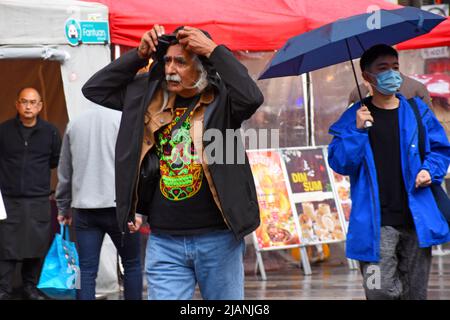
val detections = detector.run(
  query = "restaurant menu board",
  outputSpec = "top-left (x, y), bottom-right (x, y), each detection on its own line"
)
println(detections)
top-left (281, 148), bottom-right (346, 246)
top-left (282, 148), bottom-right (331, 194)
top-left (332, 172), bottom-right (352, 223)
top-left (247, 150), bottom-right (301, 250)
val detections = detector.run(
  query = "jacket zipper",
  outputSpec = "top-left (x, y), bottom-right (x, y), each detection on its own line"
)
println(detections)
top-left (19, 126), bottom-right (34, 194)
top-left (403, 107), bottom-right (426, 227)
top-left (404, 105), bottom-right (427, 192)
top-left (123, 134), bottom-right (145, 241)
top-left (127, 107), bottom-right (164, 232)
top-left (363, 158), bottom-right (380, 259)
top-left (195, 88), bottom-right (233, 230)
top-left (196, 107), bottom-right (232, 230)
top-left (122, 81), bottom-right (162, 240)
top-left (21, 140), bottom-right (28, 194)
top-left (121, 143), bottom-right (144, 246)
top-left (406, 126), bottom-right (418, 191)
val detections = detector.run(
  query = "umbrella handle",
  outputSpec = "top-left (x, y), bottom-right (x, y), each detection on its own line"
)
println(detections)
top-left (364, 120), bottom-right (373, 129)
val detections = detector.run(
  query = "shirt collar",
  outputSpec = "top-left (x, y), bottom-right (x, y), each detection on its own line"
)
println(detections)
top-left (162, 87), bottom-right (215, 111)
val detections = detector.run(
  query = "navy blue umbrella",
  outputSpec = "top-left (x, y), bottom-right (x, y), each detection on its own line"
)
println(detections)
top-left (259, 6), bottom-right (445, 89)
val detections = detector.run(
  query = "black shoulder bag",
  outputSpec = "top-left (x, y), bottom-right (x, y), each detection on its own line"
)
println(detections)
top-left (136, 95), bottom-right (200, 216)
top-left (408, 97), bottom-right (450, 225)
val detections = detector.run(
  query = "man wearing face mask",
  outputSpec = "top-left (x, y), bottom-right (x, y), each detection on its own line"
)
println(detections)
top-left (328, 44), bottom-right (450, 300)
top-left (82, 25), bottom-right (263, 300)
top-left (348, 74), bottom-right (432, 108)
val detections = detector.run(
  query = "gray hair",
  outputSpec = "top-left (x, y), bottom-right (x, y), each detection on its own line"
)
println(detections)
top-left (191, 54), bottom-right (209, 92)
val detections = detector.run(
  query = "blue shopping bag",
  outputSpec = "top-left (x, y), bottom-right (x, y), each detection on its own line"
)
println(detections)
top-left (37, 224), bottom-right (79, 299)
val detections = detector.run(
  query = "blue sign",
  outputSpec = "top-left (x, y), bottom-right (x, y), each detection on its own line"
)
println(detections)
top-left (65, 19), bottom-right (109, 46)
top-left (65, 19), bottom-right (82, 46)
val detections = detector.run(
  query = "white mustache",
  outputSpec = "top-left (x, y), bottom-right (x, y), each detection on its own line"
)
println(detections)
top-left (165, 74), bottom-right (181, 83)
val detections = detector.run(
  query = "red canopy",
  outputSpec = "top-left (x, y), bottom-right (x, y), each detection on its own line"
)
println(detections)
top-left (397, 17), bottom-right (450, 50)
top-left (83, 0), bottom-right (399, 51)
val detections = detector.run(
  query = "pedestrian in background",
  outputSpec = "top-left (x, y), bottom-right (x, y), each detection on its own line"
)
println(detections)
top-left (0, 87), bottom-right (61, 300)
top-left (56, 107), bottom-right (143, 300)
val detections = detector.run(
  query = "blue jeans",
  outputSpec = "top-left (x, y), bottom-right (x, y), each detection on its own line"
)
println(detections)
top-left (74, 208), bottom-right (142, 300)
top-left (145, 230), bottom-right (245, 300)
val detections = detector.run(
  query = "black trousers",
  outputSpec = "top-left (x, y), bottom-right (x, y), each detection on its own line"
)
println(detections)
top-left (0, 258), bottom-right (42, 293)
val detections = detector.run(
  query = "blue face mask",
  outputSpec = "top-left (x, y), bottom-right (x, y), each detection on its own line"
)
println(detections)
top-left (367, 69), bottom-right (403, 95)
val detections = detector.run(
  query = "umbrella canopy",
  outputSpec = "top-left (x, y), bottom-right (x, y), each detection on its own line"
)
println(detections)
top-left (259, 7), bottom-right (445, 80)
top-left (411, 73), bottom-right (450, 99)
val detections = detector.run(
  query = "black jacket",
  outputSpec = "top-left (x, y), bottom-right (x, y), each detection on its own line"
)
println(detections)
top-left (82, 45), bottom-right (264, 240)
top-left (0, 116), bottom-right (61, 197)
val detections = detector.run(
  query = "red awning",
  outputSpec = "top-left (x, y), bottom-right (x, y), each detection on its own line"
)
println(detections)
top-left (397, 17), bottom-right (450, 50)
top-left (83, 0), bottom-right (399, 51)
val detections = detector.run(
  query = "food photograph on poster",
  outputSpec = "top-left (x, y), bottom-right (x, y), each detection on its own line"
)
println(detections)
top-left (247, 150), bottom-right (301, 250)
top-left (295, 199), bottom-right (345, 245)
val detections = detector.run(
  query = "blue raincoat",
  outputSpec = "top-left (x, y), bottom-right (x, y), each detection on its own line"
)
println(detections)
top-left (328, 94), bottom-right (450, 262)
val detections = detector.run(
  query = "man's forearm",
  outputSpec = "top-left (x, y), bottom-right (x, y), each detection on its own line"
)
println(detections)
top-left (55, 177), bottom-right (72, 216)
top-left (55, 133), bottom-right (73, 216)
top-left (82, 48), bottom-right (150, 110)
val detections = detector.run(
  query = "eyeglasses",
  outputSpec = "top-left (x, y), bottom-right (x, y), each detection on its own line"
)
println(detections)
top-left (18, 99), bottom-right (40, 107)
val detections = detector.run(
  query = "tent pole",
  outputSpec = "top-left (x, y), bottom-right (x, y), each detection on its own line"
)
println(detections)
top-left (301, 73), bottom-right (313, 146)
top-left (309, 72), bottom-right (315, 147)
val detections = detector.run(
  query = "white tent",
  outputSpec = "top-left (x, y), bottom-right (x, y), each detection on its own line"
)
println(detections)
top-left (0, 0), bottom-right (121, 297)
top-left (0, 0), bottom-right (111, 121)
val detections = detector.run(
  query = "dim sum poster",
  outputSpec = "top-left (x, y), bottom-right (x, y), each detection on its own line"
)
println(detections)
top-left (281, 148), bottom-right (332, 194)
top-left (247, 150), bottom-right (301, 250)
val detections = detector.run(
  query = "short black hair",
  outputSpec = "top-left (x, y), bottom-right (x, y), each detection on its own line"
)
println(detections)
top-left (360, 44), bottom-right (398, 72)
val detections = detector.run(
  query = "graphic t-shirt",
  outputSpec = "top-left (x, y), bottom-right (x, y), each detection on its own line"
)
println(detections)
top-left (149, 95), bottom-right (227, 235)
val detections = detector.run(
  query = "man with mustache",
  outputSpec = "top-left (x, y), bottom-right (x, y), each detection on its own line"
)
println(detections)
top-left (82, 25), bottom-right (264, 300)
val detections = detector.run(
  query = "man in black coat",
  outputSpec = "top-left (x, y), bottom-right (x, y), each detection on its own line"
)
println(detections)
top-left (82, 25), bottom-right (264, 299)
top-left (0, 87), bottom-right (61, 300)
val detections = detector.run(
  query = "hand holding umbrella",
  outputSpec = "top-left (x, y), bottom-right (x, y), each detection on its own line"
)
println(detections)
top-left (346, 41), bottom-right (374, 129)
top-left (356, 105), bottom-right (374, 129)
